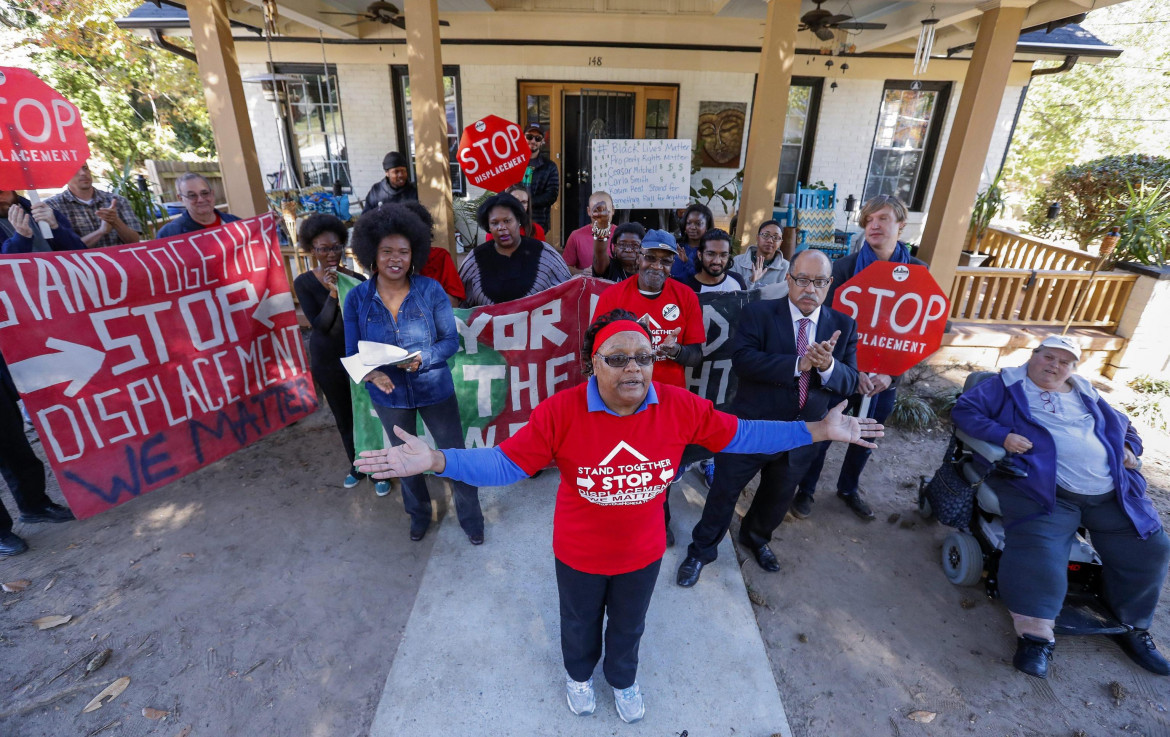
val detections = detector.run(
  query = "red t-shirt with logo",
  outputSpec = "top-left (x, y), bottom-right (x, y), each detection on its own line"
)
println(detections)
top-left (499, 382), bottom-right (738, 575)
top-left (593, 276), bottom-right (705, 388)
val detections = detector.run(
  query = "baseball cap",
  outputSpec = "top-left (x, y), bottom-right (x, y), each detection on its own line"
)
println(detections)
top-left (524, 124), bottom-right (544, 138)
top-left (1035, 335), bottom-right (1082, 361)
top-left (641, 229), bottom-right (678, 254)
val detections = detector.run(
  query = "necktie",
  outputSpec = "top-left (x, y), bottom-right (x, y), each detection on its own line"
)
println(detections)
top-left (797, 317), bottom-right (811, 409)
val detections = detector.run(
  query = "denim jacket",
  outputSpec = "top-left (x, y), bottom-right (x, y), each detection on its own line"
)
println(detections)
top-left (342, 274), bottom-right (458, 408)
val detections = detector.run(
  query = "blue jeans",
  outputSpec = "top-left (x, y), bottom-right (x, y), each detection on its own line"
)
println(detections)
top-left (373, 395), bottom-right (483, 536)
top-left (998, 485), bottom-right (1170, 629)
top-left (798, 385), bottom-right (897, 497)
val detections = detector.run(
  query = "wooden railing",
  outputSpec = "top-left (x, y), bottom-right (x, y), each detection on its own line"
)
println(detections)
top-left (974, 227), bottom-right (1098, 271)
top-left (949, 267), bottom-right (1138, 331)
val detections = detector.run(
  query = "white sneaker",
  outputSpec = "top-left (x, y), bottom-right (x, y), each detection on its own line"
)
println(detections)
top-left (565, 674), bottom-right (595, 716)
top-left (613, 682), bottom-right (644, 723)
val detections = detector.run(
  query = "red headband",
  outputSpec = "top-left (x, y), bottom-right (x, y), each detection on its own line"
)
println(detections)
top-left (593, 319), bottom-right (647, 353)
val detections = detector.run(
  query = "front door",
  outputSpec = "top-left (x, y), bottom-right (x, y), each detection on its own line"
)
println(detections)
top-left (562, 90), bottom-right (636, 242)
top-left (519, 82), bottom-right (678, 246)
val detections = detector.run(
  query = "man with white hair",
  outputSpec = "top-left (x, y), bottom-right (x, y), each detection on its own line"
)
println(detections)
top-left (952, 336), bottom-right (1170, 679)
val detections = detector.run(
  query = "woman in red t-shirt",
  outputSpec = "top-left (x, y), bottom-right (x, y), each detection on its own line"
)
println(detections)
top-left (355, 310), bottom-right (882, 724)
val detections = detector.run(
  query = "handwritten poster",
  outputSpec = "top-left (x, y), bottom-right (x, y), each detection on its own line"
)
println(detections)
top-left (0, 214), bottom-right (316, 519)
top-left (590, 139), bottom-right (691, 209)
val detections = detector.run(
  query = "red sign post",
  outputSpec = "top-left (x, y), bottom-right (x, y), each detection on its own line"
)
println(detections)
top-left (0, 66), bottom-right (90, 238)
top-left (456, 115), bottom-right (530, 193)
top-left (832, 260), bottom-right (950, 376)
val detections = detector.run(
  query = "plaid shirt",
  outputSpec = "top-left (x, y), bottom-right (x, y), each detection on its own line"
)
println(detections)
top-left (44, 187), bottom-right (142, 249)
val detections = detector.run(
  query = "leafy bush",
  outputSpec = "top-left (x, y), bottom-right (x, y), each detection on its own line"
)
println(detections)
top-left (1027, 154), bottom-right (1170, 248)
top-left (888, 392), bottom-right (937, 432)
top-left (1105, 180), bottom-right (1170, 267)
top-left (1124, 375), bottom-right (1170, 434)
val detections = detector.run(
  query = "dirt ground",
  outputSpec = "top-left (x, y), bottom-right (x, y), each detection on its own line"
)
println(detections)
top-left (2, 367), bottom-right (1169, 737)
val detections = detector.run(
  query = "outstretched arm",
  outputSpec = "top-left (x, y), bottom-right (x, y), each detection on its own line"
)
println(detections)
top-left (721, 401), bottom-right (883, 455)
top-left (355, 426), bottom-right (530, 486)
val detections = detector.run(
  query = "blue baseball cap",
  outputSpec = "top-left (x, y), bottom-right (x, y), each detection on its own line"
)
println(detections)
top-left (641, 229), bottom-right (678, 254)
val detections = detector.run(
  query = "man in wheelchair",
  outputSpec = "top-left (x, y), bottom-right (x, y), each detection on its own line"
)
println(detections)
top-left (951, 336), bottom-right (1170, 679)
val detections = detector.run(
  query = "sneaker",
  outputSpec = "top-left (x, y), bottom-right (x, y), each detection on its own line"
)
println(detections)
top-left (343, 473), bottom-right (362, 489)
top-left (613, 682), bottom-right (645, 723)
top-left (701, 460), bottom-right (716, 489)
top-left (1112, 629), bottom-right (1170, 676)
top-left (374, 480), bottom-right (391, 497)
top-left (565, 674), bottom-right (595, 716)
top-left (18, 502), bottom-right (75, 524)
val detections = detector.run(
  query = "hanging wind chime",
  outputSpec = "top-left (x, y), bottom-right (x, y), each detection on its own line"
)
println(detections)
top-left (912, 5), bottom-right (939, 90)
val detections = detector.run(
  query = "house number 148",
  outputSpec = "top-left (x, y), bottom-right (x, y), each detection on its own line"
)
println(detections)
top-left (588, 56), bottom-right (603, 66)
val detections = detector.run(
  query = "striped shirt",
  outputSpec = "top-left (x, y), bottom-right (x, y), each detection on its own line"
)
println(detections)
top-left (458, 237), bottom-right (571, 307)
top-left (44, 187), bottom-right (142, 248)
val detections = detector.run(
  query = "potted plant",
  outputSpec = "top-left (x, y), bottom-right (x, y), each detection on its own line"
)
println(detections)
top-left (963, 171), bottom-right (1005, 267)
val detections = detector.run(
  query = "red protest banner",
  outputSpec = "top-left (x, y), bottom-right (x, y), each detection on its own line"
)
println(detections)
top-left (456, 115), bottom-right (530, 194)
top-left (831, 261), bottom-right (950, 376)
top-left (0, 214), bottom-right (317, 519)
top-left (0, 67), bottom-right (89, 189)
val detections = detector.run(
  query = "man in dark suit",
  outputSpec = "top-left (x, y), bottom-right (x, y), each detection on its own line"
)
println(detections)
top-left (677, 249), bottom-right (859, 587)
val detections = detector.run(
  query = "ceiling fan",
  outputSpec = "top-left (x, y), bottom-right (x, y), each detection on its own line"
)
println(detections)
top-left (320, 1), bottom-right (450, 29)
top-left (798, 0), bottom-right (886, 42)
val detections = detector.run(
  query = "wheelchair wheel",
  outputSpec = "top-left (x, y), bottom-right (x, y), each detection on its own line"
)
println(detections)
top-left (942, 530), bottom-right (983, 586)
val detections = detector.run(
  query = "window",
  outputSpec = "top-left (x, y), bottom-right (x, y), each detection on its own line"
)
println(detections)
top-left (774, 77), bottom-right (822, 202)
top-left (862, 81), bottom-right (951, 210)
top-left (271, 64), bottom-right (351, 191)
top-left (644, 98), bottom-right (671, 140)
top-left (391, 65), bottom-right (464, 196)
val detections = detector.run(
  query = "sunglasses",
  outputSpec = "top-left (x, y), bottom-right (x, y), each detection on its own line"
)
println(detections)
top-left (525, 134), bottom-right (543, 142)
top-left (595, 353), bottom-right (655, 368)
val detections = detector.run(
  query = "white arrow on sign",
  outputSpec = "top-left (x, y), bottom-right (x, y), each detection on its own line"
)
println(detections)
top-left (577, 476), bottom-right (595, 491)
top-left (659, 467), bottom-right (674, 483)
top-left (252, 289), bottom-right (295, 328)
top-left (9, 338), bottom-right (106, 397)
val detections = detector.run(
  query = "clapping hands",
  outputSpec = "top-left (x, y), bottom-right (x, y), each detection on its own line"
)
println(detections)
top-left (798, 330), bottom-right (839, 373)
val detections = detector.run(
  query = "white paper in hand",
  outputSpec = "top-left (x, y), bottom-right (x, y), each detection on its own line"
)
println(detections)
top-left (342, 342), bottom-right (423, 384)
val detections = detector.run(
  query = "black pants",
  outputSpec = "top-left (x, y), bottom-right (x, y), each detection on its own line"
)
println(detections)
top-left (555, 557), bottom-right (662, 690)
top-left (374, 395), bottom-right (483, 536)
top-left (313, 361), bottom-right (358, 468)
top-left (688, 443), bottom-right (824, 562)
top-left (0, 389), bottom-right (51, 534)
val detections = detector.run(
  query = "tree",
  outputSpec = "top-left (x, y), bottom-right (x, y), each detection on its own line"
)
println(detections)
top-left (0, 0), bottom-right (215, 173)
top-left (1003, 0), bottom-right (1170, 205)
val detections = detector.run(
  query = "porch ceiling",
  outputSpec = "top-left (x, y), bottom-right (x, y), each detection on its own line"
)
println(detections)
top-left (163, 0), bottom-right (1131, 59)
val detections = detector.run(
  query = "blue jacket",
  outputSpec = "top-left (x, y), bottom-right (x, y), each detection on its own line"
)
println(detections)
top-left (342, 274), bottom-right (458, 409)
top-left (952, 364), bottom-right (1159, 538)
top-left (157, 210), bottom-right (241, 238)
top-left (730, 298), bottom-right (860, 422)
top-left (1, 195), bottom-right (86, 253)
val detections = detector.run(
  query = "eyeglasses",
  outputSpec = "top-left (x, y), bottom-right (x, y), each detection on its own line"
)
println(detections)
top-left (525, 134), bottom-right (543, 142)
top-left (788, 276), bottom-right (831, 288)
top-left (614, 240), bottom-right (642, 251)
top-left (758, 232), bottom-right (781, 242)
top-left (181, 190), bottom-right (215, 201)
top-left (314, 244), bottom-right (344, 254)
top-left (595, 353), bottom-right (656, 368)
top-left (1039, 390), bottom-right (1058, 413)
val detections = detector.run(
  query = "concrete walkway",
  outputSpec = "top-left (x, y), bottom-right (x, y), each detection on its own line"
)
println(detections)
top-left (369, 472), bottom-right (793, 737)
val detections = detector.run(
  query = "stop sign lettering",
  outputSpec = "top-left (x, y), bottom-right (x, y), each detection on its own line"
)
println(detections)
top-left (832, 261), bottom-right (949, 376)
top-left (457, 115), bottom-right (530, 193)
top-left (0, 67), bottom-right (90, 189)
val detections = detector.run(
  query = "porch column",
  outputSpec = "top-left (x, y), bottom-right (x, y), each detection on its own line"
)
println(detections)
top-left (917, 1), bottom-right (1031, 293)
top-left (405, 0), bottom-right (456, 255)
top-left (187, 0), bottom-right (268, 217)
top-left (737, 0), bottom-right (801, 253)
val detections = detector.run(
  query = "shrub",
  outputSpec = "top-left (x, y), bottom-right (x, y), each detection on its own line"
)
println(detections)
top-left (1027, 154), bottom-right (1170, 248)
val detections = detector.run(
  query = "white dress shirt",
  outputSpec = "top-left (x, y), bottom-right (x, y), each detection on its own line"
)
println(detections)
top-left (787, 299), bottom-right (835, 382)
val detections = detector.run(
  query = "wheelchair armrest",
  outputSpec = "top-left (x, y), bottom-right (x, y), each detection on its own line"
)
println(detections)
top-left (955, 429), bottom-right (1006, 464)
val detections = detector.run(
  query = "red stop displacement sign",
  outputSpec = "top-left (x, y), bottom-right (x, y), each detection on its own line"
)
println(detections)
top-left (0, 67), bottom-right (89, 189)
top-left (457, 115), bottom-right (530, 193)
top-left (832, 260), bottom-right (950, 376)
